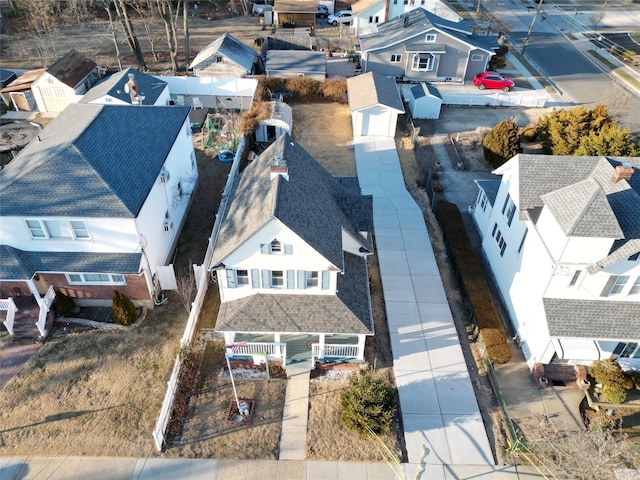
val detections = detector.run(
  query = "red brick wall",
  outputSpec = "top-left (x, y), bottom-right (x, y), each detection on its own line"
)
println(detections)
top-left (40, 273), bottom-right (151, 306)
top-left (0, 281), bottom-right (30, 298)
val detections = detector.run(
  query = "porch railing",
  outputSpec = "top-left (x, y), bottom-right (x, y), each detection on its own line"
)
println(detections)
top-left (35, 286), bottom-right (55, 337)
top-left (311, 343), bottom-right (359, 368)
top-left (227, 342), bottom-right (287, 366)
top-left (0, 298), bottom-right (18, 336)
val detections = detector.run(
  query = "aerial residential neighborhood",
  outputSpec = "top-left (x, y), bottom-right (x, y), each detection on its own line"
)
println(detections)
top-left (0, 0), bottom-right (639, 479)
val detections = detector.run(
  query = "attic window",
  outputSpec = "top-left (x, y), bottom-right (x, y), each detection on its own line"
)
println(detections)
top-left (425, 33), bottom-right (437, 42)
top-left (270, 239), bottom-right (282, 254)
top-left (215, 56), bottom-right (223, 63)
top-left (471, 54), bottom-right (484, 61)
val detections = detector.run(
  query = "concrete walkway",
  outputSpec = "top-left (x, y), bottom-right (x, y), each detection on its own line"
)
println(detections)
top-left (353, 136), bottom-right (495, 474)
top-left (279, 368), bottom-right (311, 460)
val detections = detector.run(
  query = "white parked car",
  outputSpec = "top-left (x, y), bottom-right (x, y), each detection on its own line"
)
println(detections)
top-left (327, 10), bottom-right (353, 26)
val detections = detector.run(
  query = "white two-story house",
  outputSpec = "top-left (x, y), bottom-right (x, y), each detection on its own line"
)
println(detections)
top-left (472, 155), bottom-right (640, 371)
top-left (209, 133), bottom-right (374, 369)
top-left (0, 103), bottom-right (197, 337)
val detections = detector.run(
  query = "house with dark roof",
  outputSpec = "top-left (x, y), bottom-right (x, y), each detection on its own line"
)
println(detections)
top-left (265, 50), bottom-right (326, 81)
top-left (209, 133), bottom-right (374, 368)
top-left (31, 49), bottom-right (103, 112)
top-left (189, 34), bottom-right (259, 78)
top-left (347, 72), bottom-right (404, 137)
top-left (0, 103), bottom-right (197, 337)
top-left (358, 8), bottom-right (497, 83)
top-left (81, 68), bottom-right (170, 106)
top-left (472, 155), bottom-right (640, 371)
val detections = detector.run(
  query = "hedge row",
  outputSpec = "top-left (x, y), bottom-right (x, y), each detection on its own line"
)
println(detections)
top-left (436, 202), bottom-right (511, 364)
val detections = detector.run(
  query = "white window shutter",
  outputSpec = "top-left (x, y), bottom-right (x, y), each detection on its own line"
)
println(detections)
top-left (261, 270), bottom-right (270, 288)
top-left (284, 244), bottom-right (293, 255)
top-left (260, 243), bottom-right (269, 254)
top-left (286, 270), bottom-right (295, 289)
top-left (251, 269), bottom-right (260, 288)
top-left (297, 271), bottom-right (305, 289)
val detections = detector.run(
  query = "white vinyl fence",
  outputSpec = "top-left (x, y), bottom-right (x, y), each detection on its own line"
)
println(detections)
top-left (440, 90), bottom-right (548, 108)
top-left (152, 138), bottom-right (245, 452)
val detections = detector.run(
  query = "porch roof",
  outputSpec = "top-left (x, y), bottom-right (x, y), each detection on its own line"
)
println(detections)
top-left (216, 252), bottom-right (374, 334)
top-left (544, 297), bottom-right (640, 341)
top-left (0, 245), bottom-right (142, 281)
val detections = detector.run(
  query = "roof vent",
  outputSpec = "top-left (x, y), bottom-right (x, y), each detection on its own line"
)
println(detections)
top-left (611, 164), bottom-right (634, 184)
top-left (403, 14), bottom-right (409, 27)
top-left (270, 154), bottom-right (289, 181)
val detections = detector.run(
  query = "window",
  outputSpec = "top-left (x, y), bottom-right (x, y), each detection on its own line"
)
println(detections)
top-left (306, 271), bottom-right (319, 288)
top-left (271, 270), bottom-right (284, 288)
top-left (236, 269), bottom-right (249, 286)
top-left (425, 33), bottom-right (437, 42)
top-left (502, 194), bottom-right (516, 226)
top-left (70, 220), bottom-right (90, 239)
top-left (471, 54), bottom-right (484, 61)
top-left (270, 239), bottom-right (282, 254)
top-left (411, 53), bottom-right (434, 71)
top-left (517, 228), bottom-right (528, 253)
top-left (66, 273), bottom-right (126, 285)
top-left (629, 251), bottom-right (640, 261)
top-left (494, 228), bottom-right (506, 256)
top-left (630, 277), bottom-right (640, 295)
top-left (44, 220), bottom-right (72, 238)
top-left (215, 56), bottom-right (223, 63)
top-left (479, 192), bottom-right (487, 211)
top-left (421, 0), bottom-right (425, 4)
top-left (609, 275), bottom-right (630, 296)
top-left (569, 270), bottom-right (581, 287)
top-left (26, 220), bottom-right (47, 238)
top-left (390, 54), bottom-right (402, 63)
top-left (619, 342), bottom-right (640, 359)
top-left (492, 222), bottom-right (497, 237)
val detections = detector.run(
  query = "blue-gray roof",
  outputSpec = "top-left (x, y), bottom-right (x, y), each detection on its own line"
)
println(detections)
top-left (359, 8), bottom-right (495, 54)
top-left (265, 50), bottom-right (326, 75)
top-left (475, 179), bottom-right (500, 206)
top-left (0, 103), bottom-right (191, 217)
top-left (0, 245), bottom-right (141, 280)
top-left (190, 33), bottom-right (257, 73)
top-left (347, 72), bottom-right (405, 112)
top-left (211, 133), bottom-right (373, 270)
top-left (80, 68), bottom-right (168, 105)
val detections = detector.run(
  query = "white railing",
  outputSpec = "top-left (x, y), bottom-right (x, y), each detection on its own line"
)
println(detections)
top-left (35, 286), bottom-right (55, 337)
top-left (312, 343), bottom-right (359, 367)
top-left (152, 137), bottom-right (246, 452)
top-left (227, 342), bottom-right (286, 359)
top-left (0, 298), bottom-right (18, 336)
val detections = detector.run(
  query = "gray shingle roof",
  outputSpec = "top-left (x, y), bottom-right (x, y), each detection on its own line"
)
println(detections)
top-left (189, 34), bottom-right (257, 72)
top-left (359, 8), bottom-right (494, 54)
top-left (265, 50), bottom-right (326, 75)
top-left (347, 72), bottom-right (404, 112)
top-left (475, 179), bottom-right (500, 206)
top-left (0, 245), bottom-right (141, 280)
top-left (211, 133), bottom-right (373, 269)
top-left (544, 297), bottom-right (640, 341)
top-left (0, 103), bottom-right (191, 217)
top-left (215, 252), bottom-right (374, 334)
top-left (80, 68), bottom-right (168, 105)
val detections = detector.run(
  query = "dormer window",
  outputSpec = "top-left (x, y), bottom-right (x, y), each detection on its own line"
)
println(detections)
top-left (270, 239), bottom-right (282, 254)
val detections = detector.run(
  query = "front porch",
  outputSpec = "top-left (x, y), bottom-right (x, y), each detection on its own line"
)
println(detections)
top-left (225, 333), bottom-right (366, 371)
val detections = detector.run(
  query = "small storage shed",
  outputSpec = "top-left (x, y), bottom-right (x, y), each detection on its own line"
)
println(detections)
top-left (0, 69), bottom-right (44, 112)
top-left (402, 83), bottom-right (442, 119)
top-left (265, 50), bottom-right (326, 81)
top-left (347, 72), bottom-right (404, 137)
top-left (255, 100), bottom-right (293, 143)
top-left (190, 34), bottom-right (258, 78)
top-left (273, 0), bottom-right (317, 28)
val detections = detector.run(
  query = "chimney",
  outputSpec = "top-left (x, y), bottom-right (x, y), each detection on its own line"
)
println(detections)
top-left (270, 154), bottom-right (289, 181)
top-left (126, 73), bottom-right (140, 104)
top-left (611, 163), bottom-right (634, 184)
top-left (403, 14), bottom-right (409, 27)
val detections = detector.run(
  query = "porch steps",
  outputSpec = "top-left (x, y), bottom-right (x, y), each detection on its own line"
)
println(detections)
top-left (279, 368), bottom-right (310, 460)
top-left (285, 339), bottom-right (313, 369)
top-left (10, 308), bottom-right (42, 341)
top-left (532, 362), bottom-right (587, 389)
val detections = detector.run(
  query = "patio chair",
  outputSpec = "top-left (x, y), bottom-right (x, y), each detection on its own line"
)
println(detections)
top-left (192, 97), bottom-right (203, 110)
top-left (176, 95), bottom-right (185, 106)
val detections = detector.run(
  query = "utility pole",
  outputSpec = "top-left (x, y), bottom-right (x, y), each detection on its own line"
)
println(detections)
top-left (521, 0), bottom-right (544, 56)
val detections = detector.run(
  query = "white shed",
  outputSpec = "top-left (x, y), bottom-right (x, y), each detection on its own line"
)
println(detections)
top-left (402, 83), bottom-right (442, 120)
top-left (347, 72), bottom-right (404, 137)
top-left (255, 100), bottom-right (293, 143)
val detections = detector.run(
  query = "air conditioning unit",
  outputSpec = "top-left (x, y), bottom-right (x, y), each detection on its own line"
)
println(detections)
top-left (162, 219), bottom-right (173, 232)
top-left (159, 170), bottom-right (170, 184)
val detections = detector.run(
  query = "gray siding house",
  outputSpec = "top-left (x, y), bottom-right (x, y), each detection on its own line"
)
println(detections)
top-left (358, 8), bottom-right (497, 83)
top-left (190, 34), bottom-right (259, 78)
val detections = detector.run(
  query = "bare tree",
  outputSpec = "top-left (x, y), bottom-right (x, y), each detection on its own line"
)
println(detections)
top-left (99, 0), bottom-right (124, 70)
top-left (113, 0), bottom-right (147, 70)
top-left (600, 84), bottom-right (634, 119)
top-left (175, 264), bottom-right (196, 314)
top-left (183, 0), bottom-right (190, 71)
top-left (156, 0), bottom-right (180, 72)
top-left (132, 2), bottom-right (161, 62)
top-left (28, 0), bottom-right (60, 65)
top-left (589, 12), bottom-right (605, 32)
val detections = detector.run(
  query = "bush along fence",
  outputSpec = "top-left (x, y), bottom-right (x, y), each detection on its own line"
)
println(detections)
top-left (435, 201), bottom-right (511, 364)
top-left (152, 137), bottom-right (246, 452)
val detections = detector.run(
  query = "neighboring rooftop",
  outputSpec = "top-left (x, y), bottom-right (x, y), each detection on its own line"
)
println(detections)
top-left (265, 50), bottom-right (326, 75)
top-left (347, 71), bottom-right (404, 112)
top-left (45, 49), bottom-right (97, 88)
top-left (189, 33), bottom-right (257, 72)
top-left (0, 103), bottom-right (191, 218)
top-left (80, 68), bottom-right (168, 105)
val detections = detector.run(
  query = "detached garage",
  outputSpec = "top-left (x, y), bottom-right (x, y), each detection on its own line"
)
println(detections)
top-left (347, 72), bottom-right (404, 137)
top-left (402, 83), bottom-right (442, 119)
top-left (273, 0), bottom-right (317, 28)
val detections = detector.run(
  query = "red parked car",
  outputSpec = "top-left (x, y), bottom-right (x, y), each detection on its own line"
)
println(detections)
top-left (473, 71), bottom-right (515, 92)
